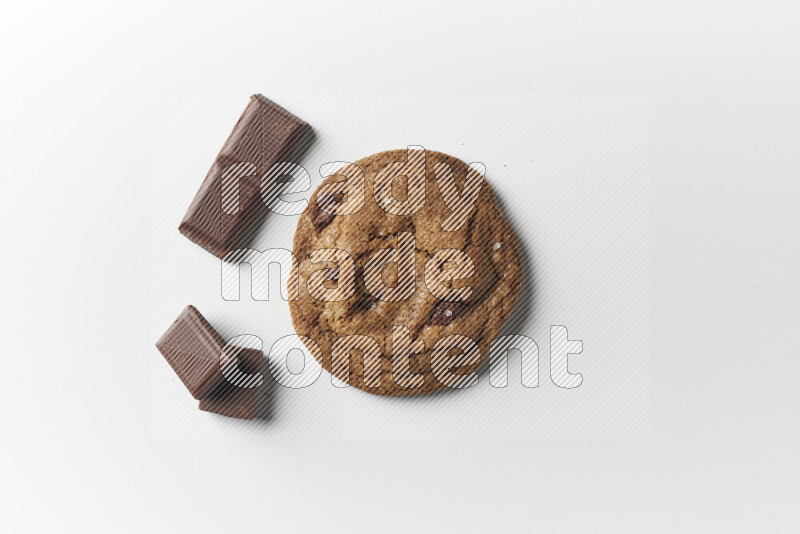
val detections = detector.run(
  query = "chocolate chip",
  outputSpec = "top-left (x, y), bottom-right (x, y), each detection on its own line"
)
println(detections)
top-left (313, 193), bottom-right (344, 230)
top-left (355, 293), bottom-right (378, 311)
top-left (313, 209), bottom-right (335, 230)
top-left (323, 268), bottom-right (339, 288)
top-left (429, 300), bottom-right (468, 326)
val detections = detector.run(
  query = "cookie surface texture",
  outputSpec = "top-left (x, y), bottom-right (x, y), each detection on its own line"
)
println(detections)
top-left (289, 149), bottom-right (522, 396)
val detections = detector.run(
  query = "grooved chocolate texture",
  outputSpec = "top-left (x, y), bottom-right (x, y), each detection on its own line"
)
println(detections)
top-left (155, 305), bottom-right (227, 399)
top-left (179, 94), bottom-right (312, 259)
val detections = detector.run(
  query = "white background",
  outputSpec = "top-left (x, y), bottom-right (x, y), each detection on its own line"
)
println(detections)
top-left (1, 0), bottom-right (798, 532)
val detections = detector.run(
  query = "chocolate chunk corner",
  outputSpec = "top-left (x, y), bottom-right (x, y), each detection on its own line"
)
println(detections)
top-left (198, 347), bottom-right (262, 420)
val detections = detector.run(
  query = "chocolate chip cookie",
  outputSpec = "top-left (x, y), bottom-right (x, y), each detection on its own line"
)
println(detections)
top-left (289, 148), bottom-right (522, 396)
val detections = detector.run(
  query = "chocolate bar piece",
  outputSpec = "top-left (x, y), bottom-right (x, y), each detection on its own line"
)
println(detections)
top-left (199, 347), bottom-right (262, 420)
top-left (156, 305), bottom-right (228, 399)
top-left (179, 94), bottom-right (312, 259)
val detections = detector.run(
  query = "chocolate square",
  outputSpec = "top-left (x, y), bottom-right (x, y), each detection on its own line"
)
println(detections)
top-left (155, 305), bottom-right (227, 399)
